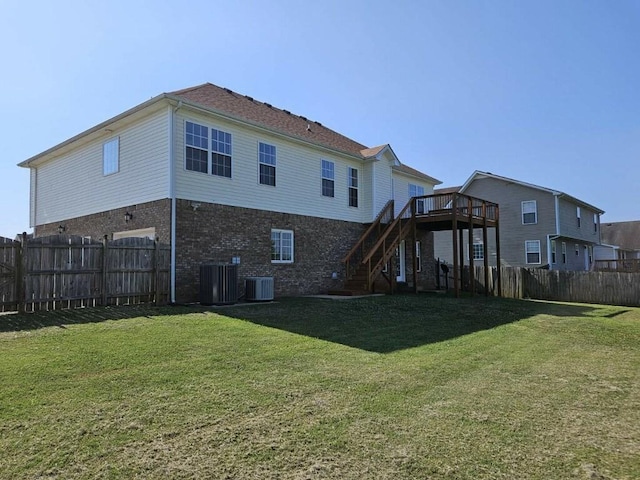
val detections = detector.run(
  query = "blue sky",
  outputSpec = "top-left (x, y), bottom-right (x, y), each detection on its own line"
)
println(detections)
top-left (1, 0), bottom-right (639, 238)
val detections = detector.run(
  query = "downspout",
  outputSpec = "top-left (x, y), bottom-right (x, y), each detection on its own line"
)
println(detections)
top-left (554, 194), bottom-right (560, 236)
top-left (31, 167), bottom-right (37, 230)
top-left (169, 101), bottom-right (182, 303)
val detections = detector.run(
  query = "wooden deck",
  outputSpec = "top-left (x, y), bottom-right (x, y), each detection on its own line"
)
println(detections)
top-left (339, 193), bottom-right (501, 297)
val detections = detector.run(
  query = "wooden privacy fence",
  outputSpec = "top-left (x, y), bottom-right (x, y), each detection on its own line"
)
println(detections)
top-left (0, 234), bottom-right (170, 313)
top-left (458, 265), bottom-right (640, 307)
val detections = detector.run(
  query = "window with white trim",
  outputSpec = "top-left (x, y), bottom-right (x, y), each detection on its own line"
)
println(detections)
top-left (211, 128), bottom-right (232, 178)
top-left (103, 137), bottom-right (119, 176)
top-left (415, 241), bottom-right (422, 272)
top-left (593, 213), bottom-right (598, 233)
top-left (185, 121), bottom-right (209, 174)
top-left (259, 142), bottom-right (276, 186)
top-left (471, 243), bottom-right (484, 261)
top-left (271, 229), bottom-right (293, 263)
top-left (409, 184), bottom-right (426, 214)
top-left (321, 160), bottom-right (334, 197)
top-left (525, 240), bottom-right (541, 264)
top-left (562, 242), bottom-right (567, 263)
top-left (522, 200), bottom-right (537, 224)
top-left (348, 167), bottom-right (358, 207)
top-left (577, 206), bottom-right (581, 228)
top-left (551, 240), bottom-right (557, 263)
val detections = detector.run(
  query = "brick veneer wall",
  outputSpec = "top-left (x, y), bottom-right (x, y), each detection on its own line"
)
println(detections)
top-left (174, 200), bottom-right (367, 301)
top-left (34, 199), bottom-right (172, 242)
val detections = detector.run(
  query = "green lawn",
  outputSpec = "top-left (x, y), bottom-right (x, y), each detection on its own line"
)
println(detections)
top-left (1, 295), bottom-right (638, 479)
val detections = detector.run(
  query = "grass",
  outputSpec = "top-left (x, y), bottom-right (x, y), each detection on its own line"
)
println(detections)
top-left (0, 295), bottom-right (638, 479)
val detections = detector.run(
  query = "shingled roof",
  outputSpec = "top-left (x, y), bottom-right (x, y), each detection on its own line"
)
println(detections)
top-left (600, 221), bottom-right (640, 250)
top-left (169, 83), bottom-right (369, 157)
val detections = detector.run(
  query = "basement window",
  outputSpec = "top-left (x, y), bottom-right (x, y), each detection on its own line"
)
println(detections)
top-left (271, 229), bottom-right (293, 263)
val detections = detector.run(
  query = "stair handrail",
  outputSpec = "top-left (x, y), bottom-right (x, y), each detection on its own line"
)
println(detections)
top-left (342, 200), bottom-right (394, 264)
top-left (362, 198), bottom-right (414, 266)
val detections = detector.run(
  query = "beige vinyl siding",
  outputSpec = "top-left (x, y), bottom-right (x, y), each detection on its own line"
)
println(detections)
top-left (174, 110), bottom-right (371, 223)
top-left (556, 197), bottom-right (600, 243)
top-left (392, 171), bottom-right (436, 214)
top-left (34, 109), bottom-right (170, 226)
top-left (371, 160), bottom-right (393, 218)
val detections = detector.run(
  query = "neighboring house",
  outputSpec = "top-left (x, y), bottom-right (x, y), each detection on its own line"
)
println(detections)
top-left (594, 221), bottom-right (640, 261)
top-left (433, 171), bottom-right (604, 270)
top-left (18, 83), bottom-right (441, 302)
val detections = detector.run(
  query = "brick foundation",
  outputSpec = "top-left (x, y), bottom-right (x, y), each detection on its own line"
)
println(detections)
top-left (34, 198), bottom-right (438, 302)
top-left (174, 200), bottom-right (366, 301)
top-left (35, 199), bottom-right (172, 243)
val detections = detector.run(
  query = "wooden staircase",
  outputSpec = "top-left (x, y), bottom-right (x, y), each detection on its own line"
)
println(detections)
top-left (330, 198), bottom-right (416, 295)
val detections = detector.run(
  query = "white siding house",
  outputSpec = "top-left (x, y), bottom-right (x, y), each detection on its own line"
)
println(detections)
top-left (18, 83), bottom-right (441, 301)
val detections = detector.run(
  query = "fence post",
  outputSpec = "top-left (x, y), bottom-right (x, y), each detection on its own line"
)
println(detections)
top-left (154, 237), bottom-right (161, 306)
top-left (16, 232), bottom-right (27, 313)
top-left (102, 235), bottom-right (109, 306)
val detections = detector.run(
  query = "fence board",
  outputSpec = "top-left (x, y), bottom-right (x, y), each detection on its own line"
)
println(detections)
top-left (0, 236), bottom-right (19, 311)
top-left (465, 266), bottom-right (640, 307)
top-left (0, 234), bottom-right (170, 313)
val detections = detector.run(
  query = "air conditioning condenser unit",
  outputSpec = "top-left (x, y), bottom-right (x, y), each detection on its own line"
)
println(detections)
top-left (245, 277), bottom-right (274, 301)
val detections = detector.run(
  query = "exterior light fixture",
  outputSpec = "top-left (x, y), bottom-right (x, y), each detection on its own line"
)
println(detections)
top-left (124, 212), bottom-right (133, 223)
top-left (58, 225), bottom-right (66, 234)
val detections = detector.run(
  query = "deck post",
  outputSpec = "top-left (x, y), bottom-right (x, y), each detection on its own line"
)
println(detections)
top-left (483, 202), bottom-right (490, 296)
top-left (458, 227), bottom-right (464, 294)
top-left (452, 195), bottom-right (459, 298)
top-left (495, 206), bottom-right (502, 297)
top-left (468, 196), bottom-right (475, 296)
top-left (411, 199), bottom-right (418, 294)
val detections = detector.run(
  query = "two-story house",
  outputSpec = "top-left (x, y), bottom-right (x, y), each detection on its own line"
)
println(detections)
top-left (18, 83), bottom-right (441, 302)
top-left (434, 171), bottom-right (604, 270)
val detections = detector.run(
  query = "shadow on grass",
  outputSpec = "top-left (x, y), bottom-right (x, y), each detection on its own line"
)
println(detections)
top-left (218, 294), bottom-right (601, 353)
top-left (0, 304), bottom-right (188, 333)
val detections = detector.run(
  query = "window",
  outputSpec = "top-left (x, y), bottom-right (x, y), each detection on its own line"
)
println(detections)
top-left (577, 206), bottom-right (581, 228)
top-left (525, 240), bottom-right (541, 264)
top-left (415, 241), bottom-right (422, 272)
top-left (409, 184), bottom-right (425, 214)
top-left (185, 121), bottom-right (209, 173)
top-left (321, 160), bottom-right (334, 197)
top-left (562, 242), bottom-right (567, 263)
top-left (551, 240), bottom-right (557, 263)
top-left (575, 244), bottom-right (579, 256)
top-left (522, 200), bottom-right (537, 224)
top-left (211, 128), bottom-right (232, 178)
top-left (185, 121), bottom-right (233, 177)
top-left (103, 137), bottom-right (119, 175)
top-left (348, 167), bottom-right (358, 207)
top-left (259, 142), bottom-right (276, 186)
top-left (593, 213), bottom-right (598, 233)
top-left (588, 246), bottom-right (593, 263)
top-left (471, 243), bottom-right (484, 261)
top-left (271, 229), bottom-right (293, 263)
